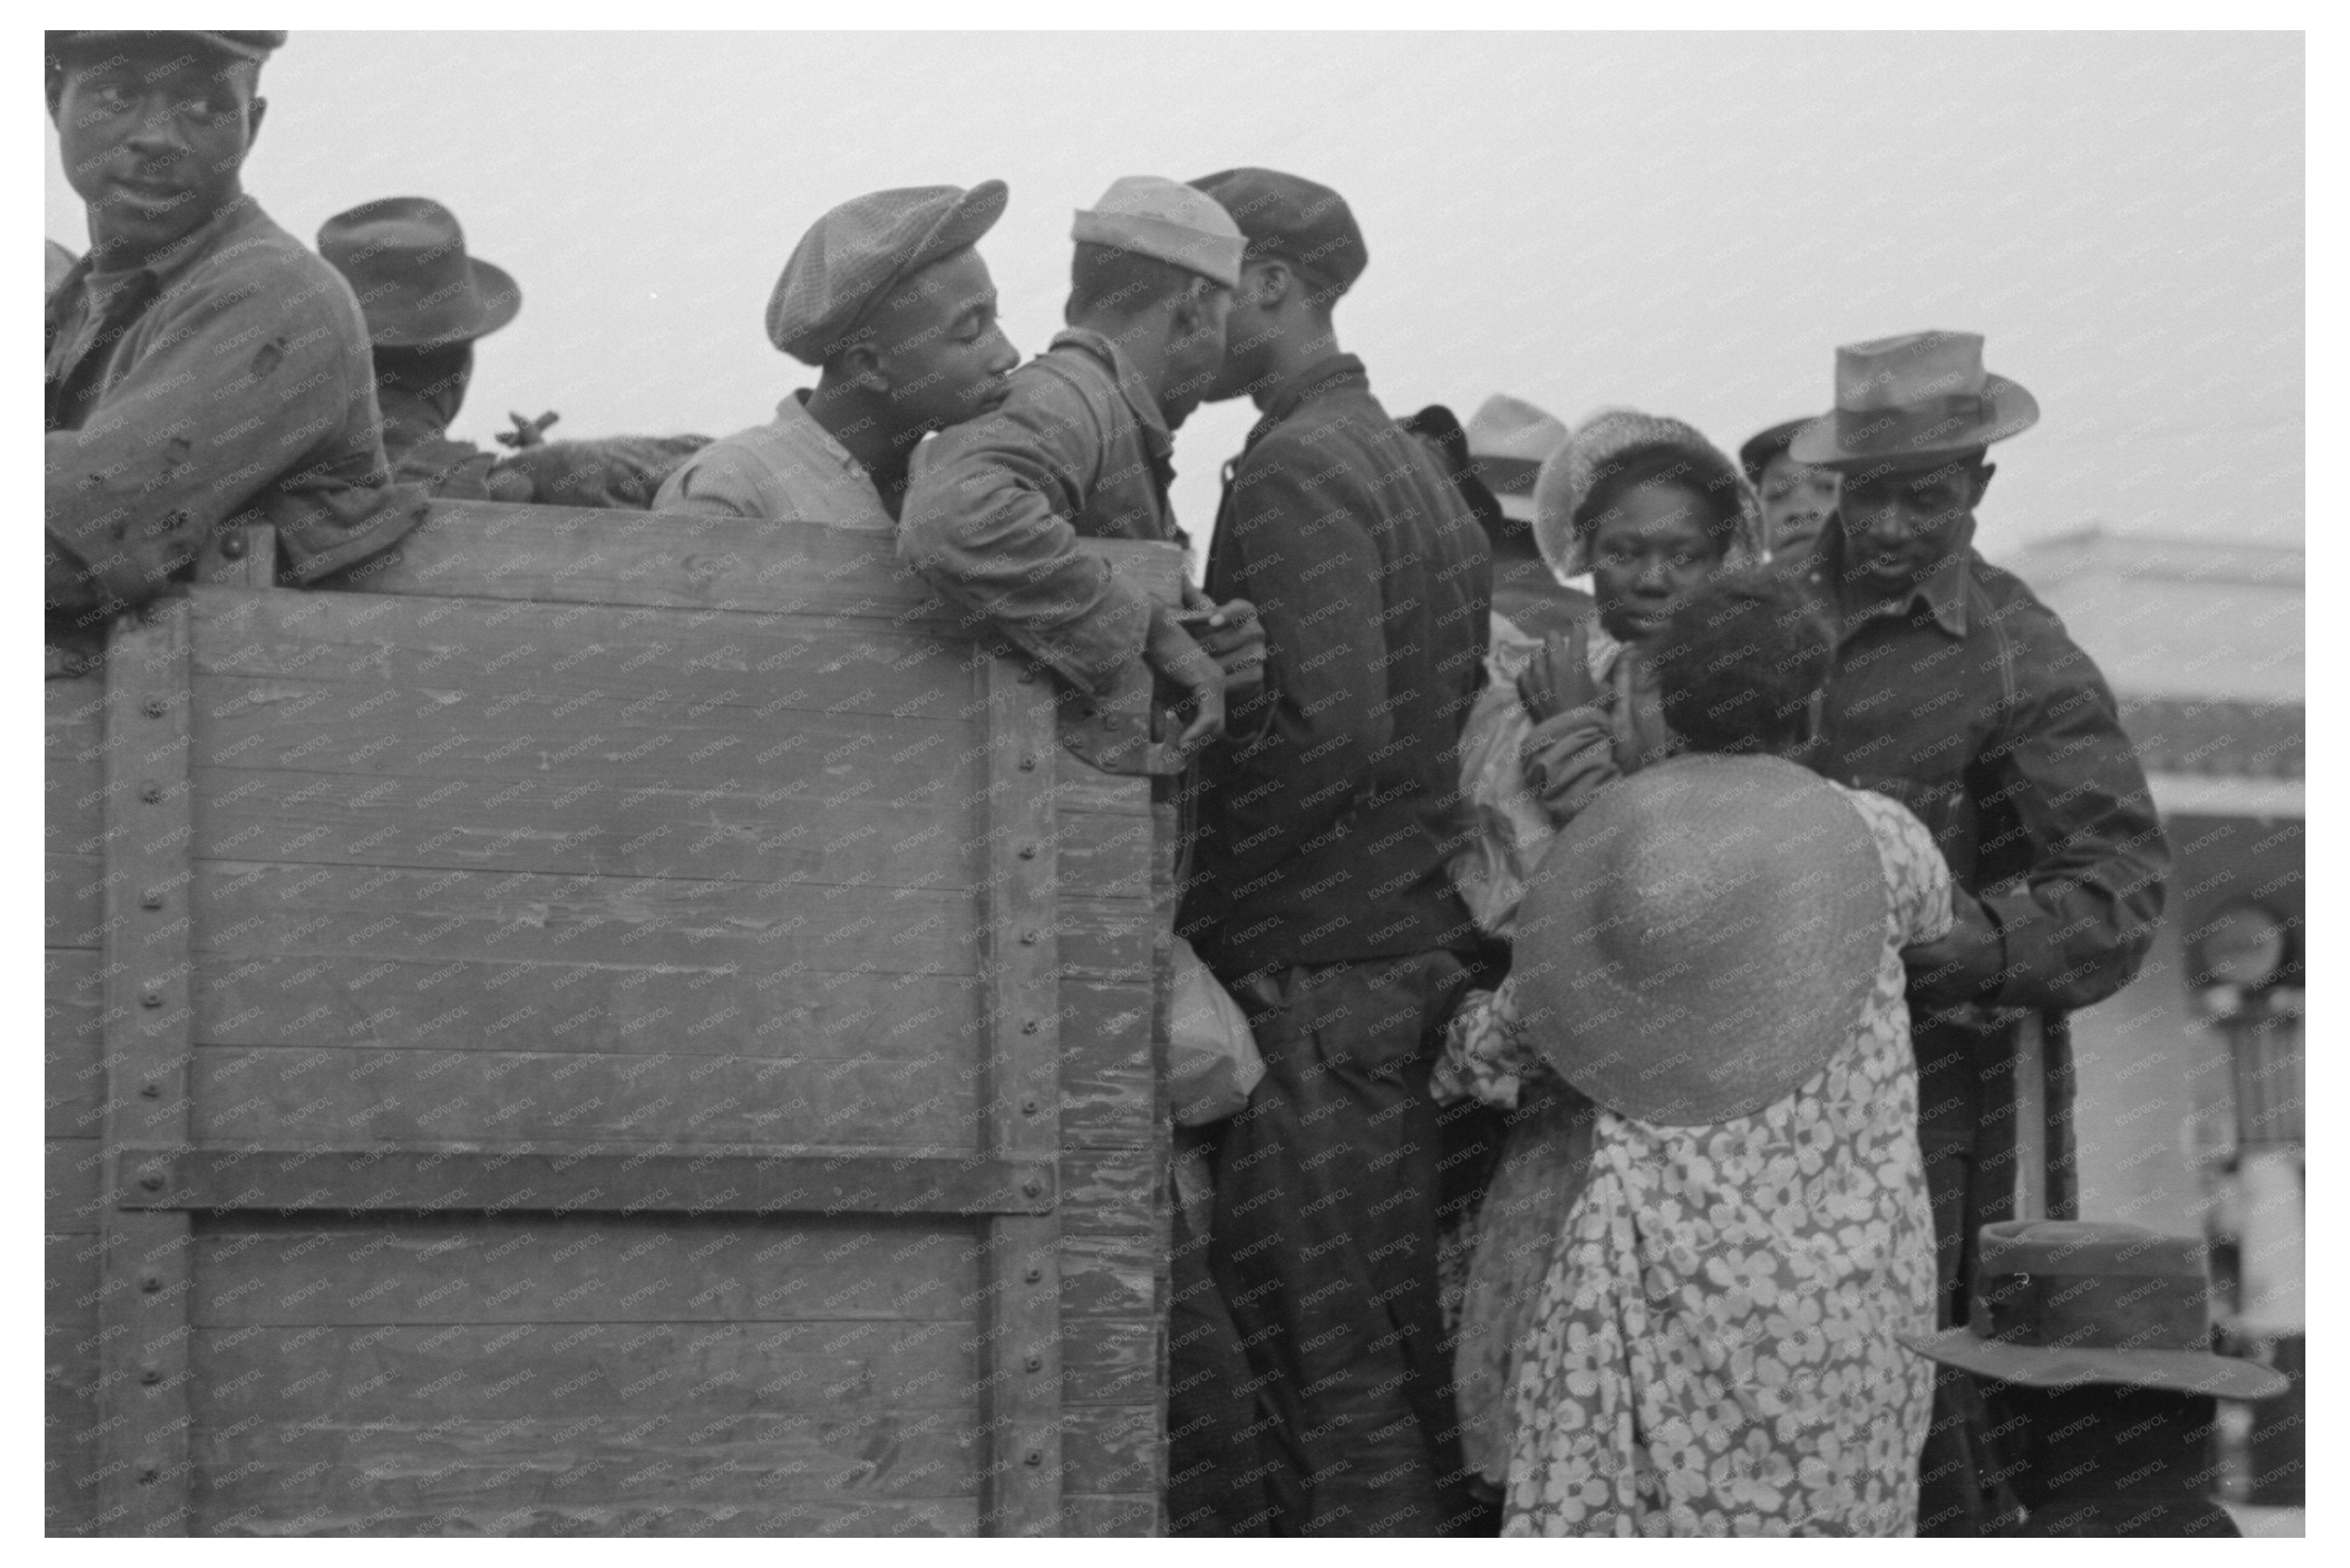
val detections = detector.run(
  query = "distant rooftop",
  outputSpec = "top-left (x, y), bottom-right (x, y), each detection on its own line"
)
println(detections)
top-left (1996, 526), bottom-right (2304, 707)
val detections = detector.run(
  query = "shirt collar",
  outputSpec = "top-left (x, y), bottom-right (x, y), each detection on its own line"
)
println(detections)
top-left (776, 387), bottom-right (870, 478)
top-left (1252, 353), bottom-right (1368, 438)
top-left (50, 196), bottom-right (274, 337)
top-left (1049, 326), bottom-right (1172, 463)
top-left (1818, 516), bottom-right (1973, 640)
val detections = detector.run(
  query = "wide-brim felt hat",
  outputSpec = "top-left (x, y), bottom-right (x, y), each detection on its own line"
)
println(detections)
top-left (1901, 1220), bottom-right (2293, 1402)
top-left (318, 197), bottom-right (519, 350)
top-left (1530, 408), bottom-right (1764, 581)
top-left (1514, 754), bottom-right (1886, 1127)
top-left (1787, 330), bottom-right (2039, 470)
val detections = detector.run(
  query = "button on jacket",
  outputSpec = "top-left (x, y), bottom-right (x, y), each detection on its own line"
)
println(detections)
top-left (1179, 355), bottom-right (1494, 978)
top-left (45, 197), bottom-right (424, 595)
top-left (652, 389), bottom-right (894, 531)
top-left (897, 328), bottom-right (1176, 694)
top-left (1804, 521), bottom-right (2168, 1013)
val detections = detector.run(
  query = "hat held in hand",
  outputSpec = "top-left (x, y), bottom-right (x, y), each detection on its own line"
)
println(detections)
top-left (1514, 754), bottom-right (1884, 1127)
top-left (1901, 1220), bottom-right (2292, 1402)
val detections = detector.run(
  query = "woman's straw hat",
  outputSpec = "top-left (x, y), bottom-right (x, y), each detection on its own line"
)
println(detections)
top-left (1529, 408), bottom-right (1763, 581)
top-left (1514, 754), bottom-right (1884, 1126)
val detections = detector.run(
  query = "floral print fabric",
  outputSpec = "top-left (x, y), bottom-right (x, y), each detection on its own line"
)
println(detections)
top-left (1444, 784), bottom-right (1952, 1536)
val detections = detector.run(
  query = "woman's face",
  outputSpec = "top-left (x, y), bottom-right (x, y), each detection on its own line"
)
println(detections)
top-left (1587, 481), bottom-right (1725, 642)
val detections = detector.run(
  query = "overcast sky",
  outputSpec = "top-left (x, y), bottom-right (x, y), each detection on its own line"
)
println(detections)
top-left (44, 30), bottom-right (2304, 562)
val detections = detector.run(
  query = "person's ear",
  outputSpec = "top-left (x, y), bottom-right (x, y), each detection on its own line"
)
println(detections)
top-left (836, 341), bottom-right (888, 393)
top-left (1970, 461), bottom-right (1995, 507)
top-left (247, 94), bottom-right (268, 147)
top-left (1250, 259), bottom-right (1293, 313)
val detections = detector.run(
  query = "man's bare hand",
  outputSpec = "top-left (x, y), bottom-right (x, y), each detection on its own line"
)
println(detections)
top-left (1146, 600), bottom-right (1227, 760)
top-left (1903, 888), bottom-right (2006, 1009)
top-left (1181, 587), bottom-right (1266, 700)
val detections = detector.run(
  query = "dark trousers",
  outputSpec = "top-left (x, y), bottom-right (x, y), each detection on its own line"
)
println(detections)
top-left (1912, 1010), bottom-right (2077, 1535)
top-left (1207, 950), bottom-right (1475, 1537)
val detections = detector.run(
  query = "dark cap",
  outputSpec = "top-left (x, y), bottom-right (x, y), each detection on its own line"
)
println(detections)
top-left (48, 31), bottom-right (286, 65)
top-left (1188, 167), bottom-right (1367, 298)
top-left (1738, 417), bottom-right (1817, 485)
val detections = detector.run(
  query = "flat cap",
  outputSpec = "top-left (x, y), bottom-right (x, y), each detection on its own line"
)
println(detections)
top-left (48, 30), bottom-right (286, 63)
top-left (1190, 167), bottom-right (1367, 297)
top-left (1071, 177), bottom-right (1244, 289)
top-left (766, 180), bottom-right (1008, 366)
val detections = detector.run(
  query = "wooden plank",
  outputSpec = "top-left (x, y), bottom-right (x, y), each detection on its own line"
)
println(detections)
top-left (191, 954), bottom-right (974, 1063)
top-left (192, 1411), bottom-right (980, 1511)
top-left (96, 598), bottom-right (198, 1536)
top-left (121, 1148), bottom-right (1049, 1218)
top-left (192, 862), bottom-right (975, 977)
top-left (193, 763), bottom-right (973, 892)
top-left (190, 1320), bottom-right (976, 1421)
top-left (46, 1238), bottom-right (104, 1537)
top-left (49, 1139), bottom-right (106, 1233)
top-left (1058, 981), bottom-right (1154, 1148)
top-left (48, 949), bottom-right (107, 1135)
top-left (976, 656), bottom-right (1064, 1537)
top-left (1061, 1318), bottom-right (1158, 1408)
top-left (339, 498), bottom-right (1178, 623)
top-left (47, 853), bottom-right (106, 949)
top-left (190, 1215), bottom-right (981, 1327)
top-left (1061, 1404), bottom-right (1157, 1496)
top-left (1057, 1233), bottom-right (1155, 1320)
top-left (47, 672), bottom-right (107, 855)
top-left (1060, 1494), bottom-right (1158, 1537)
top-left (189, 589), bottom-right (974, 723)
top-left (1058, 1149), bottom-right (1157, 1236)
top-left (1052, 747), bottom-right (1155, 818)
top-left (1059, 896), bottom-right (1153, 982)
top-left (198, 1496), bottom-right (976, 1538)
top-left (1053, 811), bottom-right (1153, 899)
top-left (187, 1045), bottom-right (976, 1149)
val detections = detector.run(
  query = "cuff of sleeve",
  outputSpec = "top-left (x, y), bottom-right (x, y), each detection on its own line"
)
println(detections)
top-left (1961, 888), bottom-right (2026, 1004)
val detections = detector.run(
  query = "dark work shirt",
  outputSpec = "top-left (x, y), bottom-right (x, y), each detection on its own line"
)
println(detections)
top-left (1804, 519), bottom-right (2168, 1013)
top-left (1179, 355), bottom-right (1493, 978)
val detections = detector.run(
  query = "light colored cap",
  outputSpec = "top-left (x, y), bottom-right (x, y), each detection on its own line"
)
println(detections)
top-left (1072, 176), bottom-right (1244, 289)
top-left (1465, 393), bottom-right (1570, 521)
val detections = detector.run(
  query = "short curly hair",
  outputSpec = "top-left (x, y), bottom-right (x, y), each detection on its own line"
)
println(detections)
top-left (1653, 567), bottom-right (1833, 755)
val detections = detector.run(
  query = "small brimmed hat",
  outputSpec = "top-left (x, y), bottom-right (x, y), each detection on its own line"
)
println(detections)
top-left (1465, 394), bottom-right (1569, 524)
top-left (319, 198), bottom-right (520, 351)
top-left (1072, 176), bottom-right (1244, 290)
top-left (1901, 1221), bottom-right (2292, 1402)
top-left (1514, 754), bottom-right (1886, 1127)
top-left (1188, 166), bottom-right (1366, 298)
top-left (1530, 408), bottom-right (1764, 581)
top-left (48, 30), bottom-right (285, 64)
top-left (1787, 330), bottom-right (2039, 470)
top-left (767, 180), bottom-right (1009, 365)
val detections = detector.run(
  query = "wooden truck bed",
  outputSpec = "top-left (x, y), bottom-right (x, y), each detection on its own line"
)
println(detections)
top-left (46, 503), bottom-right (1181, 1537)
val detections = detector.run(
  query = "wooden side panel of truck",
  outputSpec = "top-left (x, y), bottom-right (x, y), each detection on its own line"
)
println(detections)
top-left (45, 504), bottom-right (1181, 1537)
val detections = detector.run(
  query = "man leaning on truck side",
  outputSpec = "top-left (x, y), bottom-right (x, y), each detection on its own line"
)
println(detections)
top-left (45, 30), bottom-right (424, 669)
top-left (654, 180), bottom-right (1022, 530)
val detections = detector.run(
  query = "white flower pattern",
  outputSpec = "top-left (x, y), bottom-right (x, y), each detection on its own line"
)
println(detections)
top-left (1450, 785), bottom-right (1951, 1536)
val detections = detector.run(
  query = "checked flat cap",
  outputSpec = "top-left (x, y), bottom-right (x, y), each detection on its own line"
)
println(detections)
top-left (766, 180), bottom-right (1009, 366)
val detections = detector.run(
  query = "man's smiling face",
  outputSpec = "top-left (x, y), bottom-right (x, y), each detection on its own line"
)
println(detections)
top-left (52, 42), bottom-right (265, 265)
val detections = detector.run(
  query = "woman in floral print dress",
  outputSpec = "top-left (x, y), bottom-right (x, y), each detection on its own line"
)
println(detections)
top-left (1442, 568), bottom-right (1948, 1536)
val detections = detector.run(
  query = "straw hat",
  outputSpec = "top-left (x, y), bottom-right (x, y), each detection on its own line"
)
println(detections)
top-left (1514, 754), bottom-right (1884, 1126)
top-left (1901, 1221), bottom-right (2292, 1402)
top-left (1529, 408), bottom-right (1763, 581)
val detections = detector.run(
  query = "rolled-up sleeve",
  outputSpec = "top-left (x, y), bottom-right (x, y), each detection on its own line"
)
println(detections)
top-left (1976, 621), bottom-right (2170, 1011)
top-left (897, 376), bottom-right (1154, 694)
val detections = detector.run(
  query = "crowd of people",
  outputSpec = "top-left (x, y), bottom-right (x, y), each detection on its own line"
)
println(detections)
top-left (47, 29), bottom-right (2287, 1541)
